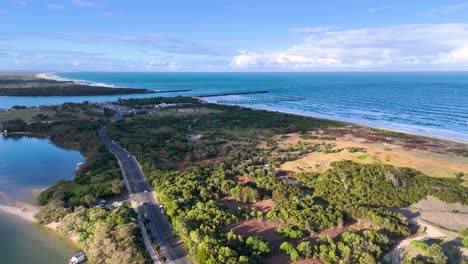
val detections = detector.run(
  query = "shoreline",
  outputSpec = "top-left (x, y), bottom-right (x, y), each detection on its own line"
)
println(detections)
top-left (0, 72), bottom-right (155, 97)
top-left (36, 72), bottom-right (118, 88)
top-left (0, 202), bottom-right (80, 244)
top-left (215, 102), bottom-right (468, 144)
top-left (21, 72), bottom-right (468, 144)
top-left (207, 102), bottom-right (468, 145)
top-left (269, 107), bottom-right (468, 145)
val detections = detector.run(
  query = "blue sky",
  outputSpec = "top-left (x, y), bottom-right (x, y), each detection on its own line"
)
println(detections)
top-left (1, 0), bottom-right (468, 71)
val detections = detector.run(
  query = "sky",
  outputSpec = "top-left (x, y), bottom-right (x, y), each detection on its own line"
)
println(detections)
top-left (1, 0), bottom-right (468, 71)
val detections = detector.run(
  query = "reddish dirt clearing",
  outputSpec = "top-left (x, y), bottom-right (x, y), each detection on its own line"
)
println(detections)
top-left (228, 219), bottom-right (284, 248)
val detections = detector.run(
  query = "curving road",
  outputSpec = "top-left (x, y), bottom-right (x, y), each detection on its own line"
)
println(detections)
top-left (98, 127), bottom-right (190, 264)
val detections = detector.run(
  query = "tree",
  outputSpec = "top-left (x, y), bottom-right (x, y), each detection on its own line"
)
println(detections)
top-left (427, 244), bottom-right (448, 264)
top-left (297, 241), bottom-right (314, 258)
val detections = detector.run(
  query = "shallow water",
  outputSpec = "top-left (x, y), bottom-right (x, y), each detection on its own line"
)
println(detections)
top-left (0, 135), bottom-right (83, 262)
top-left (0, 135), bottom-right (84, 201)
top-left (0, 211), bottom-right (77, 264)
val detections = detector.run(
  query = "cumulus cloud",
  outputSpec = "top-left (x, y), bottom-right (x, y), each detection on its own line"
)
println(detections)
top-left (230, 52), bottom-right (259, 67)
top-left (231, 24), bottom-right (468, 70)
top-left (433, 45), bottom-right (468, 64)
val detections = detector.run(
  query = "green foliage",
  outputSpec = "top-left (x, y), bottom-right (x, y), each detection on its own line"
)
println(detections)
top-left (245, 236), bottom-right (271, 255)
top-left (101, 98), bottom-right (468, 263)
top-left (269, 195), bottom-right (344, 232)
top-left (427, 244), bottom-right (448, 264)
top-left (122, 96), bottom-right (200, 107)
top-left (410, 240), bottom-right (428, 250)
top-left (296, 241), bottom-right (314, 258)
top-left (317, 135), bottom-right (336, 140)
top-left (462, 238), bottom-right (468, 248)
top-left (287, 231), bottom-right (390, 263)
top-left (58, 206), bottom-right (148, 264)
top-left (460, 228), bottom-right (468, 237)
top-left (25, 115), bottom-right (147, 263)
top-left (295, 160), bottom-right (467, 237)
top-left (35, 120), bottom-right (124, 207)
top-left (276, 227), bottom-right (305, 239)
top-left (230, 185), bottom-right (259, 203)
top-left (34, 199), bottom-right (69, 224)
top-left (348, 147), bottom-right (366, 153)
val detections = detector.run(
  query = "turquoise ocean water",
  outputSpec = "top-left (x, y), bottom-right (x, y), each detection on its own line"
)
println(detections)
top-left (0, 72), bottom-right (467, 141)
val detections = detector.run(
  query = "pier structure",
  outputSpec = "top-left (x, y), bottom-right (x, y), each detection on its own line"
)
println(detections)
top-left (217, 96), bottom-right (306, 104)
top-left (195, 90), bottom-right (268, 98)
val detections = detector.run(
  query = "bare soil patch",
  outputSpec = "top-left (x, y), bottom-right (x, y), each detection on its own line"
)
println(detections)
top-left (313, 224), bottom-right (351, 239)
top-left (408, 196), bottom-right (468, 232)
top-left (320, 126), bottom-right (468, 157)
top-left (220, 197), bottom-right (275, 214)
top-left (279, 132), bottom-right (468, 184)
top-left (228, 219), bottom-right (284, 248)
top-left (253, 199), bottom-right (275, 213)
top-left (264, 252), bottom-right (293, 264)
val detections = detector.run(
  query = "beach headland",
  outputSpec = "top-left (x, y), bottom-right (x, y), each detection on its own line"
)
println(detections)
top-left (0, 72), bottom-right (155, 96)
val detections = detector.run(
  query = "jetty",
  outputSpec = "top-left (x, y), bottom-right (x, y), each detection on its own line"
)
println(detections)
top-left (151, 89), bottom-right (191, 93)
top-left (217, 96), bottom-right (305, 104)
top-left (195, 90), bottom-right (268, 98)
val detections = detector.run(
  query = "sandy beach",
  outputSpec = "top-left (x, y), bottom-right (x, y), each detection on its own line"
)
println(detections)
top-left (0, 200), bottom-right (79, 243)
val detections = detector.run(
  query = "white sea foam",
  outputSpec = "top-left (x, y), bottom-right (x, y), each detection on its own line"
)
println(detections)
top-left (36, 72), bottom-right (118, 88)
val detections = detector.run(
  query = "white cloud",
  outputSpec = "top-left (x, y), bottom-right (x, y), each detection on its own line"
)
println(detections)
top-left (433, 45), bottom-right (468, 64)
top-left (230, 52), bottom-right (259, 67)
top-left (430, 3), bottom-right (468, 14)
top-left (231, 24), bottom-right (468, 70)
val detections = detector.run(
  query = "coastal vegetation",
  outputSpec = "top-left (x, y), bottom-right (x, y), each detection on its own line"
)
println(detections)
top-left (106, 98), bottom-right (468, 263)
top-left (0, 73), bottom-right (153, 96)
top-left (0, 102), bottom-right (108, 124)
top-left (6, 97), bottom-right (467, 263)
top-left (3, 105), bottom-right (148, 264)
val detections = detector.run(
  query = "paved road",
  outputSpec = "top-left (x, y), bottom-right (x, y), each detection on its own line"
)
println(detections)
top-left (98, 127), bottom-right (190, 264)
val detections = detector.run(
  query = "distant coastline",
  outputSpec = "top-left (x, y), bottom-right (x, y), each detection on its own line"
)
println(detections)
top-left (0, 72), bottom-right (155, 96)
top-left (2, 71), bottom-right (467, 142)
top-left (36, 72), bottom-right (118, 88)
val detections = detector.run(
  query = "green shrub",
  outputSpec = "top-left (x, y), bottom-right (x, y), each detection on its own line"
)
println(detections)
top-left (277, 227), bottom-right (305, 239)
top-left (410, 240), bottom-right (428, 250)
top-left (460, 228), bottom-right (468, 237)
top-left (462, 238), bottom-right (468, 248)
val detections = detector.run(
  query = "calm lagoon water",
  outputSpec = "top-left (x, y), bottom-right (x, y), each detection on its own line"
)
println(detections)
top-left (0, 135), bottom-right (84, 201)
top-left (0, 72), bottom-right (467, 141)
top-left (0, 211), bottom-right (77, 264)
top-left (0, 135), bottom-right (84, 262)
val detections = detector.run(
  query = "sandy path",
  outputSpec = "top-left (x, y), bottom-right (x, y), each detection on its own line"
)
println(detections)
top-left (389, 216), bottom-right (448, 264)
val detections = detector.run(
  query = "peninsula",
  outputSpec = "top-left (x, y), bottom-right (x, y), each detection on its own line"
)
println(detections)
top-left (0, 73), bottom-right (155, 96)
top-left (1, 96), bottom-right (467, 264)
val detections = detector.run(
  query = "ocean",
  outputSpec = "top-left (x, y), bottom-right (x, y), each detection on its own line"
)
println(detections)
top-left (1, 72), bottom-right (467, 142)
